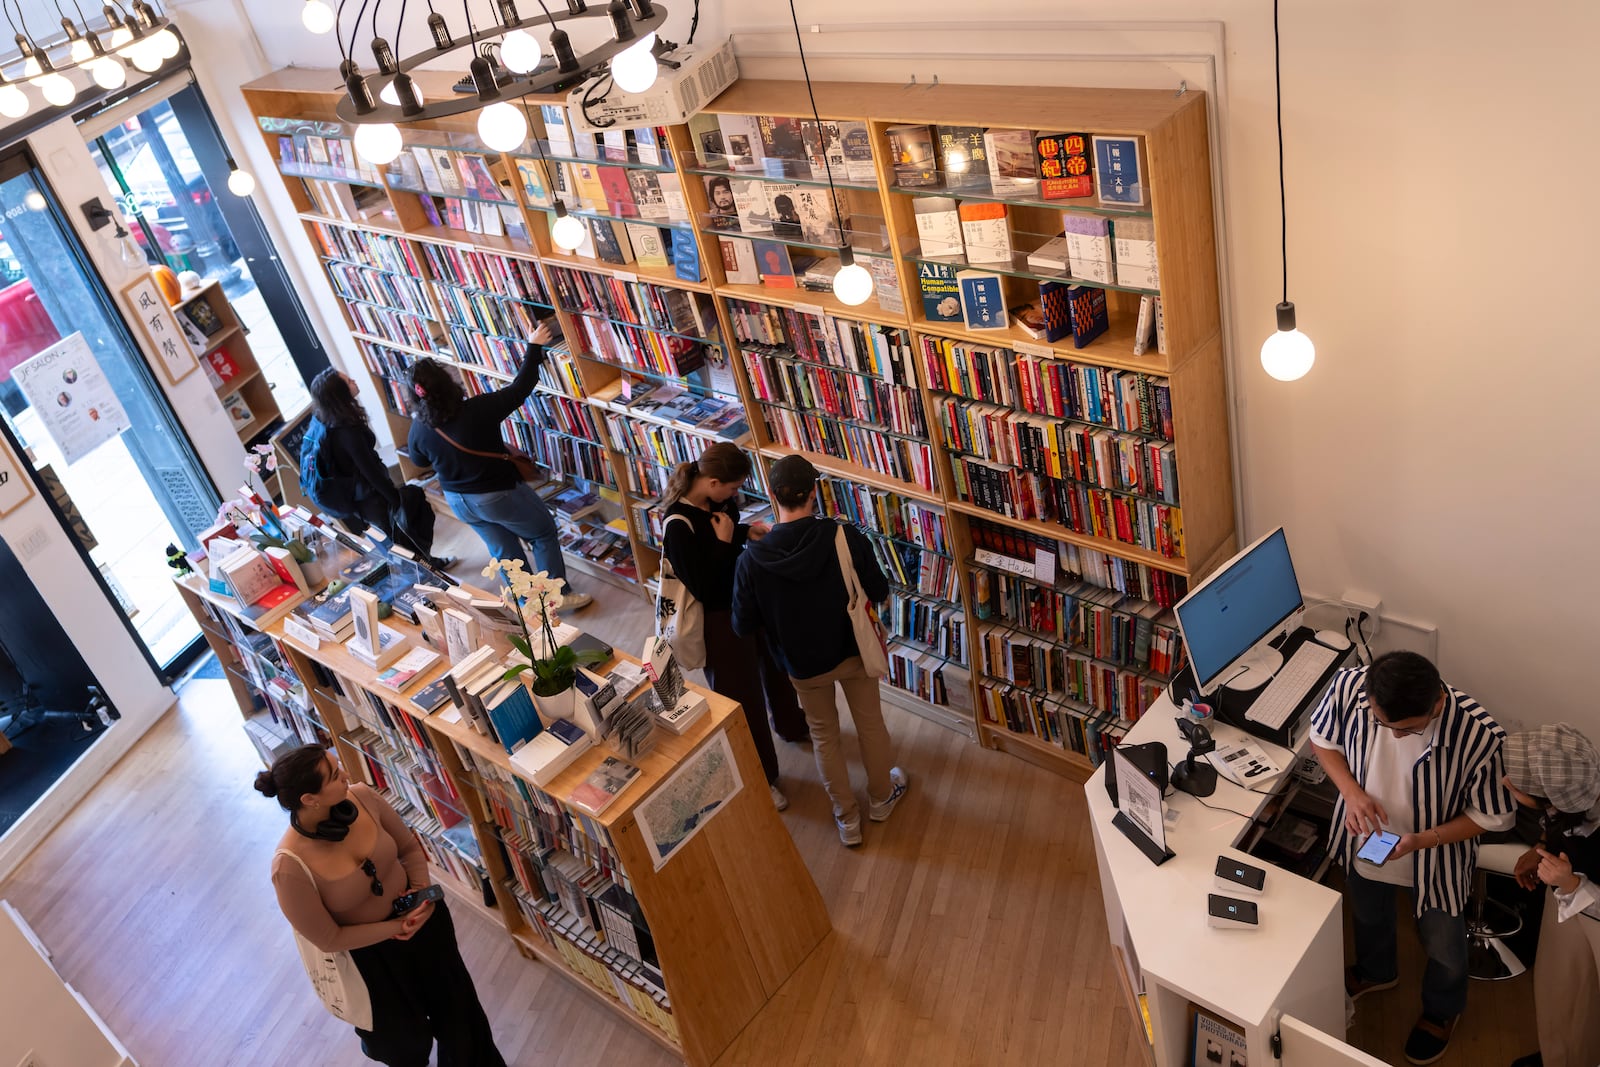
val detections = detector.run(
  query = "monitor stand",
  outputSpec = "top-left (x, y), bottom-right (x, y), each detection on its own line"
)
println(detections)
top-left (1222, 643), bottom-right (1284, 692)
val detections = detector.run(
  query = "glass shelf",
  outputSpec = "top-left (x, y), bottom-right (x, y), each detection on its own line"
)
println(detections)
top-left (283, 165), bottom-right (385, 188)
top-left (905, 235), bottom-right (1159, 296)
top-left (545, 204), bottom-right (694, 232)
top-left (699, 216), bottom-right (894, 260)
top-left (576, 355), bottom-right (744, 402)
top-left (682, 151), bottom-right (880, 193)
top-left (561, 305), bottom-right (723, 348)
top-left (433, 277), bottom-right (553, 308)
top-left (889, 172), bottom-right (1153, 218)
top-left (514, 139), bottom-right (676, 173)
top-left (388, 176), bottom-right (512, 206)
top-left (742, 345), bottom-right (914, 386)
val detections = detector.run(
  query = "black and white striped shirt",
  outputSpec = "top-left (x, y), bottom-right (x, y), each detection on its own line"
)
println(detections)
top-left (1310, 666), bottom-right (1516, 916)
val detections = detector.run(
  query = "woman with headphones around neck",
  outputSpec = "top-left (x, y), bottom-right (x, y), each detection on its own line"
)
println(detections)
top-left (257, 745), bottom-right (504, 1067)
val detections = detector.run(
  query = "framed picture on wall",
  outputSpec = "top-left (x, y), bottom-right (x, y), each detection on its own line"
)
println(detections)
top-left (120, 276), bottom-right (199, 387)
top-left (0, 429), bottom-right (34, 516)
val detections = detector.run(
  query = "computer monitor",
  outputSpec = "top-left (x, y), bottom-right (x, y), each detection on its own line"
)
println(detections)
top-left (1173, 527), bottom-right (1304, 695)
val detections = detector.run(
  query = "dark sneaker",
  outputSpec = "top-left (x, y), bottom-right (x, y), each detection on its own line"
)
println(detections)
top-left (1344, 965), bottom-right (1398, 1001)
top-left (1404, 1014), bottom-right (1457, 1065)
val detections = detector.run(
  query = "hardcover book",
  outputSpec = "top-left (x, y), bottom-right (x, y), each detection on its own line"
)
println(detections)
top-left (958, 201), bottom-right (1012, 264)
top-left (1039, 280), bottom-right (1072, 343)
top-left (1092, 135), bottom-right (1145, 205)
top-left (913, 196), bottom-right (963, 258)
top-left (1061, 214), bottom-right (1114, 284)
top-left (752, 240), bottom-right (796, 287)
top-left (887, 124), bottom-right (938, 187)
top-left (957, 270), bottom-right (1007, 331)
top-left (730, 177), bottom-right (772, 233)
top-left (1113, 217), bottom-right (1160, 290)
top-left (936, 125), bottom-right (988, 188)
top-left (1035, 132), bottom-right (1094, 199)
top-left (839, 121), bottom-right (877, 184)
top-left (983, 129), bottom-right (1039, 195)
top-left (918, 261), bottom-right (961, 321)
top-left (1068, 285), bottom-right (1110, 348)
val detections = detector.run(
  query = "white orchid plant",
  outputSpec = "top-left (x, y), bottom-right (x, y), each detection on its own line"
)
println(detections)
top-left (484, 558), bottom-right (605, 695)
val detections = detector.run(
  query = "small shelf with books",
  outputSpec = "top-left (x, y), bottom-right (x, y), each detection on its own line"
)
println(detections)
top-left (682, 150), bottom-right (881, 193)
top-left (175, 282), bottom-right (285, 448)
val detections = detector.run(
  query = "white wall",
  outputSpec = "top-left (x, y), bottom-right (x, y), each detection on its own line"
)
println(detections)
top-left (232, 0), bottom-right (1600, 734)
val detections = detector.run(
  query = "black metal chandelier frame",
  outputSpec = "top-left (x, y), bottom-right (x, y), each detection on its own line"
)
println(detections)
top-left (1, 0), bottom-right (174, 83)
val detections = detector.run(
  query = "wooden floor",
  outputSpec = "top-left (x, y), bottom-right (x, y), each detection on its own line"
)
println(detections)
top-left (0, 519), bottom-right (1541, 1066)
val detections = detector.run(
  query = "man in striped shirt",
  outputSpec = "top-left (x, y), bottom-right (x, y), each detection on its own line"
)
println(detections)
top-left (1310, 651), bottom-right (1516, 1066)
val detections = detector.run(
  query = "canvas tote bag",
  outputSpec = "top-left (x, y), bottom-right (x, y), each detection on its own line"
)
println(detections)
top-left (653, 513), bottom-right (706, 668)
top-left (274, 849), bottom-right (375, 1030)
top-left (835, 525), bottom-right (889, 678)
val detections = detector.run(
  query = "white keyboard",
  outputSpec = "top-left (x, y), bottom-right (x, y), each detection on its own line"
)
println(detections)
top-left (1245, 642), bottom-right (1340, 729)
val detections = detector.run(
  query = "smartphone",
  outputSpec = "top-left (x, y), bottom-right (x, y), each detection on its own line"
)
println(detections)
top-left (390, 884), bottom-right (445, 917)
top-left (1357, 830), bottom-right (1401, 865)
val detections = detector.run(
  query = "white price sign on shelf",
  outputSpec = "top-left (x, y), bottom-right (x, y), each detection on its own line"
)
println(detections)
top-left (612, 270), bottom-right (638, 285)
top-left (1013, 341), bottom-right (1055, 359)
top-left (974, 547), bottom-right (1036, 578)
top-left (793, 302), bottom-right (825, 318)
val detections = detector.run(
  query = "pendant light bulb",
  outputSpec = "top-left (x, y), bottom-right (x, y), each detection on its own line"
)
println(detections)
top-left (90, 56), bottom-right (126, 89)
top-left (477, 100), bottom-right (527, 153)
top-left (610, 32), bottom-right (657, 94)
top-left (129, 38), bottom-right (163, 71)
top-left (379, 80), bottom-right (423, 106)
top-left (109, 23), bottom-right (132, 49)
top-left (22, 55), bottom-right (41, 79)
top-left (70, 38), bottom-right (93, 63)
top-left (832, 248), bottom-right (873, 306)
top-left (153, 27), bottom-right (180, 59)
top-left (0, 83), bottom-right (28, 118)
top-left (227, 168), bottom-right (256, 197)
top-left (550, 204), bottom-right (585, 251)
top-left (353, 122), bottom-right (404, 165)
top-left (302, 0), bottom-right (336, 34)
top-left (500, 28), bottom-right (541, 74)
top-left (38, 72), bottom-right (76, 107)
top-left (1259, 301), bottom-right (1315, 382)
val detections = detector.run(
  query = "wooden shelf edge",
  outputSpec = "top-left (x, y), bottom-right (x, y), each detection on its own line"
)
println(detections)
top-left (511, 931), bottom-right (683, 1056)
top-left (879, 683), bottom-right (978, 742)
top-left (944, 500), bottom-right (1189, 576)
top-left (979, 722), bottom-right (1096, 782)
top-left (756, 443), bottom-right (943, 506)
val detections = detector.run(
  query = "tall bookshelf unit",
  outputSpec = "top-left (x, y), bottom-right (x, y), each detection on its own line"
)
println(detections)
top-left (240, 70), bottom-right (1233, 780)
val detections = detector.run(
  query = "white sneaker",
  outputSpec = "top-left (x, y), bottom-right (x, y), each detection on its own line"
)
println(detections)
top-left (769, 782), bottom-right (789, 811)
top-left (836, 814), bottom-right (863, 847)
top-left (868, 767), bottom-right (909, 822)
top-left (562, 591), bottom-right (594, 612)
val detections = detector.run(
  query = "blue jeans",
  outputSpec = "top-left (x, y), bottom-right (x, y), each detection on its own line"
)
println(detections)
top-left (443, 484), bottom-right (569, 591)
top-left (1345, 864), bottom-right (1468, 1021)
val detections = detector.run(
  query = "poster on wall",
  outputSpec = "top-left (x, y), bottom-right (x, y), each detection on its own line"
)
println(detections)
top-left (635, 727), bottom-right (743, 870)
top-left (0, 430), bottom-right (33, 516)
top-left (121, 276), bottom-right (198, 386)
top-left (12, 333), bottom-right (132, 465)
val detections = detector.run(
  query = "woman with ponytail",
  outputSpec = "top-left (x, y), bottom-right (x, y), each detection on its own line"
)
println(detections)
top-left (257, 745), bottom-right (504, 1066)
top-left (660, 442), bottom-right (806, 810)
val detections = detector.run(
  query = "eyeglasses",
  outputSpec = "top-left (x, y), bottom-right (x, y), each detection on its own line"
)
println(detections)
top-left (360, 858), bottom-right (383, 897)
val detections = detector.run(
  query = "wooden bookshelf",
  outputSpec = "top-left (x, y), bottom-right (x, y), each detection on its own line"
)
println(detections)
top-left (175, 574), bottom-right (831, 1067)
top-left (240, 69), bottom-right (1233, 780)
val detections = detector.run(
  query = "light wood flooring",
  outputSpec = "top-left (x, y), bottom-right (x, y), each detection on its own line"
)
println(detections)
top-left (0, 520), bottom-right (1541, 1066)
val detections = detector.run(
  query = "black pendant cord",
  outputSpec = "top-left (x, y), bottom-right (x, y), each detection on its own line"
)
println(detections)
top-left (786, 0), bottom-right (847, 247)
top-left (1274, 0), bottom-right (1286, 307)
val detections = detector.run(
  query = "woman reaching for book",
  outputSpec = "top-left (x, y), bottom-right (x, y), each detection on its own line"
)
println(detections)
top-left (660, 443), bottom-right (807, 811)
top-left (257, 745), bottom-right (505, 1067)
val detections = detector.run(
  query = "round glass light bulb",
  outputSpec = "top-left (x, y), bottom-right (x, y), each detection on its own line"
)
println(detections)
top-left (0, 84), bottom-right (29, 119)
top-left (302, 0), bottom-right (336, 34)
top-left (23, 190), bottom-right (45, 212)
top-left (476, 101), bottom-right (526, 153)
top-left (610, 33), bottom-right (658, 94)
top-left (130, 39), bottom-right (163, 72)
top-left (109, 25), bottom-right (132, 49)
top-left (551, 212), bottom-right (586, 251)
top-left (1260, 328), bottom-right (1315, 381)
top-left (153, 28), bottom-right (180, 59)
top-left (38, 72), bottom-right (75, 107)
top-left (500, 29), bottom-right (541, 74)
top-left (379, 80), bottom-right (423, 106)
top-left (353, 122), bottom-right (404, 165)
top-left (70, 38), bottom-right (93, 64)
top-left (22, 56), bottom-right (41, 79)
top-left (227, 169), bottom-right (256, 197)
top-left (833, 262), bottom-right (874, 306)
top-left (90, 56), bottom-right (125, 89)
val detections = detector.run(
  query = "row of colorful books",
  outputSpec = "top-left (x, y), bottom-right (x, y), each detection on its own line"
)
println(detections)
top-left (967, 516), bottom-right (1188, 607)
top-left (575, 315), bottom-right (708, 380)
top-left (759, 404), bottom-right (937, 492)
top-left (885, 644), bottom-right (970, 710)
top-left (977, 624), bottom-right (1164, 723)
top-left (416, 194), bottom-right (529, 243)
top-left (863, 535), bottom-right (960, 603)
top-left (883, 124), bottom-right (1145, 207)
top-left (969, 565), bottom-right (1182, 676)
top-left (603, 411), bottom-right (736, 473)
top-left (978, 681), bottom-right (1125, 768)
top-left (938, 398), bottom-right (1180, 504)
top-left (344, 301), bottom-right (437, 352)
top-left (419, 242), bottom-right (550, 303)
top-left (882, 592), bottom-right (967, 664)
top-left (548, 268), bottom-right (717, 340)
top-left (309, 219), bottom-right (425, 277)
top-left (444, 324), bottom-right (525, 378)
top-left (274, 128), bottom-right (382, 184)
top-left (513, 419), bottom-right (615, 489)
top-left (742, 349), bottom-right (928, 439)
top-left (326, 259), bottom-right (435, 319)
top-left (724, 300), bottom-right (918, 385)
top-left (814, 477), bottom-right (953, 556)
top-left (920, 335), bottom-right (1173, 438)
top-left (436, 286), bottom-right (550, 346)
top-left (611, 382), bottom-right (749, 440)
top-left (952, 456), bottom-right (1184, 559)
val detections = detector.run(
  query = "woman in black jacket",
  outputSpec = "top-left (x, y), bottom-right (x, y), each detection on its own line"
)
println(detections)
top-left (308, 368), bottom-right (451, 569)
top-left (407, 319), bottom-right (591, 611)
top-left (660, 442), bottom-right (805, 809)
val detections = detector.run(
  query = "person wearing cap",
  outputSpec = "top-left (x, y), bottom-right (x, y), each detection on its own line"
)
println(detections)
top-left (1309, 650), bottom-right (1516, 1065)
top-left (1502, 723), bottom-right (1600, 1067)
top-left (732, 454), bottom-right (909, 847)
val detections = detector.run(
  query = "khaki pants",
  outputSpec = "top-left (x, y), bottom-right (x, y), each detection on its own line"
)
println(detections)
top-left (1535, 886), bottom-right (1600, 1067)
top-left (790, 656), bottom-right (893, 825)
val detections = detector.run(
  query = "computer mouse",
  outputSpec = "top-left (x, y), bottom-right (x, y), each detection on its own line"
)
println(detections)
top-left (1314, 629), bottom-right (1352, 651)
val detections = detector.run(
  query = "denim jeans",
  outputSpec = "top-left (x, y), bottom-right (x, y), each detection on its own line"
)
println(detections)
top-left (1345, 864), bottom-right (1468, 1021)
top-left (442, 484), bottom-right (568, 590)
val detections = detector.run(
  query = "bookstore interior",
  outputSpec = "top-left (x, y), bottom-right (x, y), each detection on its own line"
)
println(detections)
top-left (0, 2), bottom-right (1585, 1067)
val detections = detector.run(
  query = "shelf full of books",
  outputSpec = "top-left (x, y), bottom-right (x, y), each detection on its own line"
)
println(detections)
top-left (243, 67), bottom-right (1233, 778)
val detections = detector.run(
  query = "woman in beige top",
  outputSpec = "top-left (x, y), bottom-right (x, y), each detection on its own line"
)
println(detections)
top-left (257, 745), bottom-right (505, 1066)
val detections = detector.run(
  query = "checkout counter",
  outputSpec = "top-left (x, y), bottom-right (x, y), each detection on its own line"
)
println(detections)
top-left (1087, 686), bottom-right (1389, 1066)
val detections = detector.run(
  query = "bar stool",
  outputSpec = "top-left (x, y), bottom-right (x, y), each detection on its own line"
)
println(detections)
top-left (1468, 842), bottom-right (1529, 981)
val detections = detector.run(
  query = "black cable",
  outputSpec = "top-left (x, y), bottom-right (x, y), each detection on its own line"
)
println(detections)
top-left (333, 0), bottom-right (350, 62)
top-left (370, 0), bottom-right (383, 45)
top-left (1273, 0), bottom-right (1286, 305)
top-left (786, 0), bottom-right (847, 246)
top-left (346, 0), bottom-right (373, 68)
top-left (687, 0), bottom-right (699, 43)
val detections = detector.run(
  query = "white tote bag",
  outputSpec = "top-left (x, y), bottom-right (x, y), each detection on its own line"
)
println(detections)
top-left (274, 849), bottom-right (375, 1031)
top-left (654, 513), bottom-right (707, 669)
top-left (835, 525), bottom-right (889, 678)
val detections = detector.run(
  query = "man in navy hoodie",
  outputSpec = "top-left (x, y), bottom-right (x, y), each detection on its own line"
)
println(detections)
top-left (733, 455), bottom-right (909, 846)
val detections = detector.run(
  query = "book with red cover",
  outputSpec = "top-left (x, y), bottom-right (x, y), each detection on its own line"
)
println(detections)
top-left (596, 165), bottom-right (639, 217)
top-left (1035, 132), bottom-right (1094, 199)
top-left (205, 347), bottom-right (240, 384)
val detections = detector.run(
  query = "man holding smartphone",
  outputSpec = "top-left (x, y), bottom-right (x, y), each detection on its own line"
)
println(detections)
top-left (1310, 651), bottom-right (1516, 1066)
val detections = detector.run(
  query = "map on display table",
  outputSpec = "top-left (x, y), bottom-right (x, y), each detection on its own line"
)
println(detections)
top-left (635, 727), bottom-right (742, 870)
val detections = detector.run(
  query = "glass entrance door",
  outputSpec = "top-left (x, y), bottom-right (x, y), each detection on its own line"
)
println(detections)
top-left (0, 153), bottom-right (217, 678)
